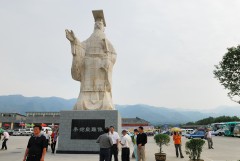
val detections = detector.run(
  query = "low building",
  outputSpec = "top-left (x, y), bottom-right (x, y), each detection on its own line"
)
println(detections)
top-left (122, 117), bottom-right (154, 132)
top-left (25, 112), bottom-right (152, 131)
top-left (26, 112), bottom-right (60, 127)
top-left (0, 113), bottom-right (26, 129)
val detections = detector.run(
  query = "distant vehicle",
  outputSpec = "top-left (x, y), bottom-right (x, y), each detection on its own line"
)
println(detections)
top-left (161, 131), bottom-right (172, 136)
top-left (224, 122), bottom-right (240, 137)
top-left (181, 129), bottom-right (194, 136)
top-left (13, 129), bottom-right (26, 136)
top-left (185, 130), bottom-right (205, 139)
top-left (211, 128), bottom-right (226, 136)
top-left (233, 124), bottom-right (240, 137)
top-left (181, 129), bottom-right (186, 136)
top-left (41, 127), bottom-right (52, 135)
top-left (23, 128), bottom-right (33, 136)
top-left (210, 123), bottom-right (226, 131)
top-left (146, 132), bottom-right (154, 136)
top-left (6, 129), bottom-right (14, 136)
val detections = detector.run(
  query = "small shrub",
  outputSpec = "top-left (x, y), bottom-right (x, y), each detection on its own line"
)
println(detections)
top-left (154, 134), bottom-right (170, 154)
top-left (185, 139), bottom-right (205, 160)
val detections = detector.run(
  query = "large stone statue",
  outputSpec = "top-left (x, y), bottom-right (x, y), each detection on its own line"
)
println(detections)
top-left (65, 10), bottom-right (117, 110)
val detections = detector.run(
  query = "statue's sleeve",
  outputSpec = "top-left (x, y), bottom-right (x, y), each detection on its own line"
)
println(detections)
top-left (71, 40), bottom-right (85, 82)
top-left (107, 41), bottom-right (117, 65)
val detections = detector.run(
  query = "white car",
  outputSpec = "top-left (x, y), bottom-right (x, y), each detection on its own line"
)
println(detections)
top-left (13, 129), bottom-right (26, 136)
top-left (23, 128), bottom-right (33, 136)
top-left (41, 127), bottom-right (53, 135)
top-left (211, 129), bottom-right (225, 136)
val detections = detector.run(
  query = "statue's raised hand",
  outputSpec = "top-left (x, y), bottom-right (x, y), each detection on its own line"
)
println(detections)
top-left (65, 29), bottom-right (76, 42)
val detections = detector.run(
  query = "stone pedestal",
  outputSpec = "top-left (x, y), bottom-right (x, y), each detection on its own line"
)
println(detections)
top-left (56, 110), bottom-right (121, 154)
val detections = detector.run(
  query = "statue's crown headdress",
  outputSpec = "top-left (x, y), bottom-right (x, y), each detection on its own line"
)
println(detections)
top-left (92, 10), bottom-right (106, 27)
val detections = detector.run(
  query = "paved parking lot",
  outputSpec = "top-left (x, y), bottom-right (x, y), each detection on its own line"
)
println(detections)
top-left (0, 135), bottom-right (239, 161)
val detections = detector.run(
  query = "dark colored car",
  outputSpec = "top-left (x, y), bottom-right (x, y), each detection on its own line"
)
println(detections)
top-left (185, 130), bottom-right (205, 139)
top-left (6, 129), bottom-right (14, 136)
top-left (161, 131), bottom-right (173, 136)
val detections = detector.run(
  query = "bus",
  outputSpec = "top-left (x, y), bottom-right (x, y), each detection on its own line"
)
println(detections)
top-left (209, 123), bottom-right (227, 136)
top-left (233, 124), bottom-right (240, 137)
top-left (224, 122), bottom-right (240, 136)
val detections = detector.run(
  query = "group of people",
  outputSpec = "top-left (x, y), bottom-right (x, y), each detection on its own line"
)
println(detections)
top-left (97, 126), bottom-right (148, 161)
top-left (22, 125), bottom-right (58, 161)
top-left (172, 129), bottom-right (214, 159)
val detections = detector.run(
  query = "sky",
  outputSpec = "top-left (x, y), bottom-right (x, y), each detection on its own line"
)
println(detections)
top-left (0, 0), bottom-right (240, 109)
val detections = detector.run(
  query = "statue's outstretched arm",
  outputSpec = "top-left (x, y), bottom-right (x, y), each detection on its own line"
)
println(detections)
top-left (65, 29), bottom-right (81, 56)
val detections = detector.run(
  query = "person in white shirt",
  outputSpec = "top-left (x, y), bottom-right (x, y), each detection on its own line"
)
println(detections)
top-left (206, 129), bottom-right (214, 149)
top-left (1, 131), bottom-right (9, 150)
top-left (120, 130), bottom-right (132, 161)
top-left (44, 129), bottom-right (51, 151)
top-left (109, 126), bottom-right (120, 161)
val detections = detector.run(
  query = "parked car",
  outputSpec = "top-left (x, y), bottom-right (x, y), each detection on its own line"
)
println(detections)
top-left (13, 129), bottom-right (26, 136)
top-left (23, 128), bottom-right (33, 136)
top-left (6, 129), bottom-right (14, 136)
top-left (161, 130), bottom-right (172, 136)
top-left (41, 127), bottom-right (52, 135)
top-left (211, 129), bottom-right (225, 136)
top-left (185, 130), bottom-right (205, 139)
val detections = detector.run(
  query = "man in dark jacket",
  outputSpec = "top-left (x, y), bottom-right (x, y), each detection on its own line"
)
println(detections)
top-left (137, 126), bottom-right (147, 161)
top-left (22, 125), bottom-right (47, 161)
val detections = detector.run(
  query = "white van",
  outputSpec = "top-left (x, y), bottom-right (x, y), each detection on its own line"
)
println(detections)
top-left (13, 129), bottom-right (26, 136)
top-left (185, 129), bottom-right (194, 134)
top-left (23, 128), bottom-right (33, 136)
top-left (181, 129), bottom-right (186, 136)
top-left (41, 127), bottom-right (52, 135)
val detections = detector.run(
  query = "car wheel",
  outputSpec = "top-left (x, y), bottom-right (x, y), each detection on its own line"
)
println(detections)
top-left (219, 132), bottom-right (222, 136)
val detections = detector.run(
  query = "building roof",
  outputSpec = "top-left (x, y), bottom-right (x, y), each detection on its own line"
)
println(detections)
top-left (122, 117), bottom-right (150, 125)
top-left (0, 113), bottom-right (26, 117)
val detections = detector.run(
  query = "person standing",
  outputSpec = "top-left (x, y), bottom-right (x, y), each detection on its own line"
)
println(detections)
top-left (109, 126), bottom-right (120, 161)
top-left (96, 127), bottom-right (113, 161)
top-left (120, 130), bottom-right (132, 161)
top-left (137, 126), bottom-right (147, 161)
top-left (133, 129), bottom-right (139, 161)
top-left (206, 129), bottom-right (214, 149)
top-left (22, 125), bottom-right (47, 161)
top-left (173, 132), bottom-right (184, 158)
top-left (1, 131), bottom-right (9, 150)
top-left (44, 129), bottom-right (50, 151)
top-left (51, 130), bottom-right (58, 154)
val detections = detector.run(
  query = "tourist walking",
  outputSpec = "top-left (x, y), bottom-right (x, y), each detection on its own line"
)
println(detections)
top-left (173, 132), bottom-right (184, 158)
top-left (1, 131), bottom-right (9, 150)
top-left (109, 126), bottom-right (120, 161)
top-left (120, 130), bottom-right (132, 161)
top-left (133, 129), bottom-right (139, 161)
top-left (44, 129), bottom-right (50, 151)
top-left (51, 130), bottom-right (58, 154)
top-left (206, 129), bottom-right (214, 149)
top-left (137, 126), bottom-right (147, 161)
top-left (96, 127), bottom-right (113, 161)
top-left (22, 125), bottom-right (47, 161)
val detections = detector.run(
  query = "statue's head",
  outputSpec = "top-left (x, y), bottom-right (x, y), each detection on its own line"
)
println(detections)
top-left (92, 10), bottom-right (106, 32)
top-left (94, 19), bottom-right (105, 32)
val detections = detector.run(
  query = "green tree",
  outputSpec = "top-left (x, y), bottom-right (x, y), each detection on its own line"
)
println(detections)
top-left (214, 45), bottom-right (240, 104)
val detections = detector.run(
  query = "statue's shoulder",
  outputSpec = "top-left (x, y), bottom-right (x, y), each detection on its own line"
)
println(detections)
top-left (106, 39), bottom-right (116, 55)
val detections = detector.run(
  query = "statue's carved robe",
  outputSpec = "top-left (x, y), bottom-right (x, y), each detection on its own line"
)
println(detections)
top-left (71, 30), bottom-right (116, 110)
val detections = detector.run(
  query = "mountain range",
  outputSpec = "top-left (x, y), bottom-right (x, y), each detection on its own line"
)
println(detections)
top-left (0, 95), bottom-right (239, 124)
